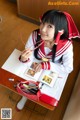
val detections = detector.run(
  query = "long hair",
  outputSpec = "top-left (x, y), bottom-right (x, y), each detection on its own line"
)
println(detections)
top-left (41, 9), bottom-right (68, 39)
top-left (34, 10), bottom-right (69, 62)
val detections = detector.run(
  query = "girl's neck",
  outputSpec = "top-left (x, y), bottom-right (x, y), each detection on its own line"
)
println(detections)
top-left (44, 40), bottom-right (54, 49)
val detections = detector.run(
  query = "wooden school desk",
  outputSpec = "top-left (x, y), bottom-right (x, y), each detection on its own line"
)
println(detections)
top-left (0, 68), bottom-right (55, 110)
top-left (1, 49), bottom-right (69, 111)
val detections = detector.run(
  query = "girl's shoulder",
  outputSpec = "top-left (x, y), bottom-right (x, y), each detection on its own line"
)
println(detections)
top-left (59, 39), bottom-right (72, 44)
top-left (56, 39), bottom-right (72, 52)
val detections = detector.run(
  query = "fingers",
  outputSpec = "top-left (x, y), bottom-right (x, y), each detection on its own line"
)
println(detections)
top-left (34, 64), bottom-right (42, 72)
top-left (21, 48), bottom-right (31, 55)
top-left (21, 48), bottom-right (32, 61)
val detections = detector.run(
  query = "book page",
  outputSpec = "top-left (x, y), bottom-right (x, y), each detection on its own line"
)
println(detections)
top-left (38, 70), bottom-right (58, 87)
top-left (2, 49), bottom-right (43, 82)
top-left (24, 61), bottom-right (43, 81)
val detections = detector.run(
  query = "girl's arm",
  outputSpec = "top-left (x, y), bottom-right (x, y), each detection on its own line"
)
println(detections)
top-left (19, 33), bottom-right (35, 63)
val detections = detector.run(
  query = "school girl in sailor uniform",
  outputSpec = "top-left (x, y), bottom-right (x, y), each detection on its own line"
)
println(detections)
top-left (17, 9), bottom-right (80, 110)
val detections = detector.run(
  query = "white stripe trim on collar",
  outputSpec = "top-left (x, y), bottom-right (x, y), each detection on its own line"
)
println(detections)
top-left (56, 41), bottom-right (71, 56)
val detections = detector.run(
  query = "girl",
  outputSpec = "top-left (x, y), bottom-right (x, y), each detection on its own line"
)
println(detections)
top-left (17, 9), bottom-right (80, 110)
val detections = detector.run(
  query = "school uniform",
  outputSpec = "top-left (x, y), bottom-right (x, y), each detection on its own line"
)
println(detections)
top-left (25, 29), bottom-right (73, 77)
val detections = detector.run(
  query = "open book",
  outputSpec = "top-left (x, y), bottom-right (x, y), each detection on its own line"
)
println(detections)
top-left (24, 61), bottom-right (58, 87)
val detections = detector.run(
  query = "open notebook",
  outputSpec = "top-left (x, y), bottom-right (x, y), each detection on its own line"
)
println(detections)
top-left (24, 60), bottom-right (58, 87)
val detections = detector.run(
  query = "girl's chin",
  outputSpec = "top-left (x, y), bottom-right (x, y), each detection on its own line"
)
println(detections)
top-left (41, 36), bottom-right (48, 40)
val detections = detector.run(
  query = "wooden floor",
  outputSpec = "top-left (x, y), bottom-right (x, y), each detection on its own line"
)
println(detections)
top-left (63, 72), bottom-right (80, 120)
top-left (0, 1), bottom-right (55, 120)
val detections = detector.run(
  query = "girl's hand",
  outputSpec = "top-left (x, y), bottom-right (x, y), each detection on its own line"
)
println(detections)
top-left (33, 63), bottom-right (42, 73)
top-left (21, 48), bottom-right (32, 61)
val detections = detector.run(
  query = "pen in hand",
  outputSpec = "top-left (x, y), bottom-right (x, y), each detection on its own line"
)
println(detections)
top-left (21, 48), bottom-right (32, 61)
